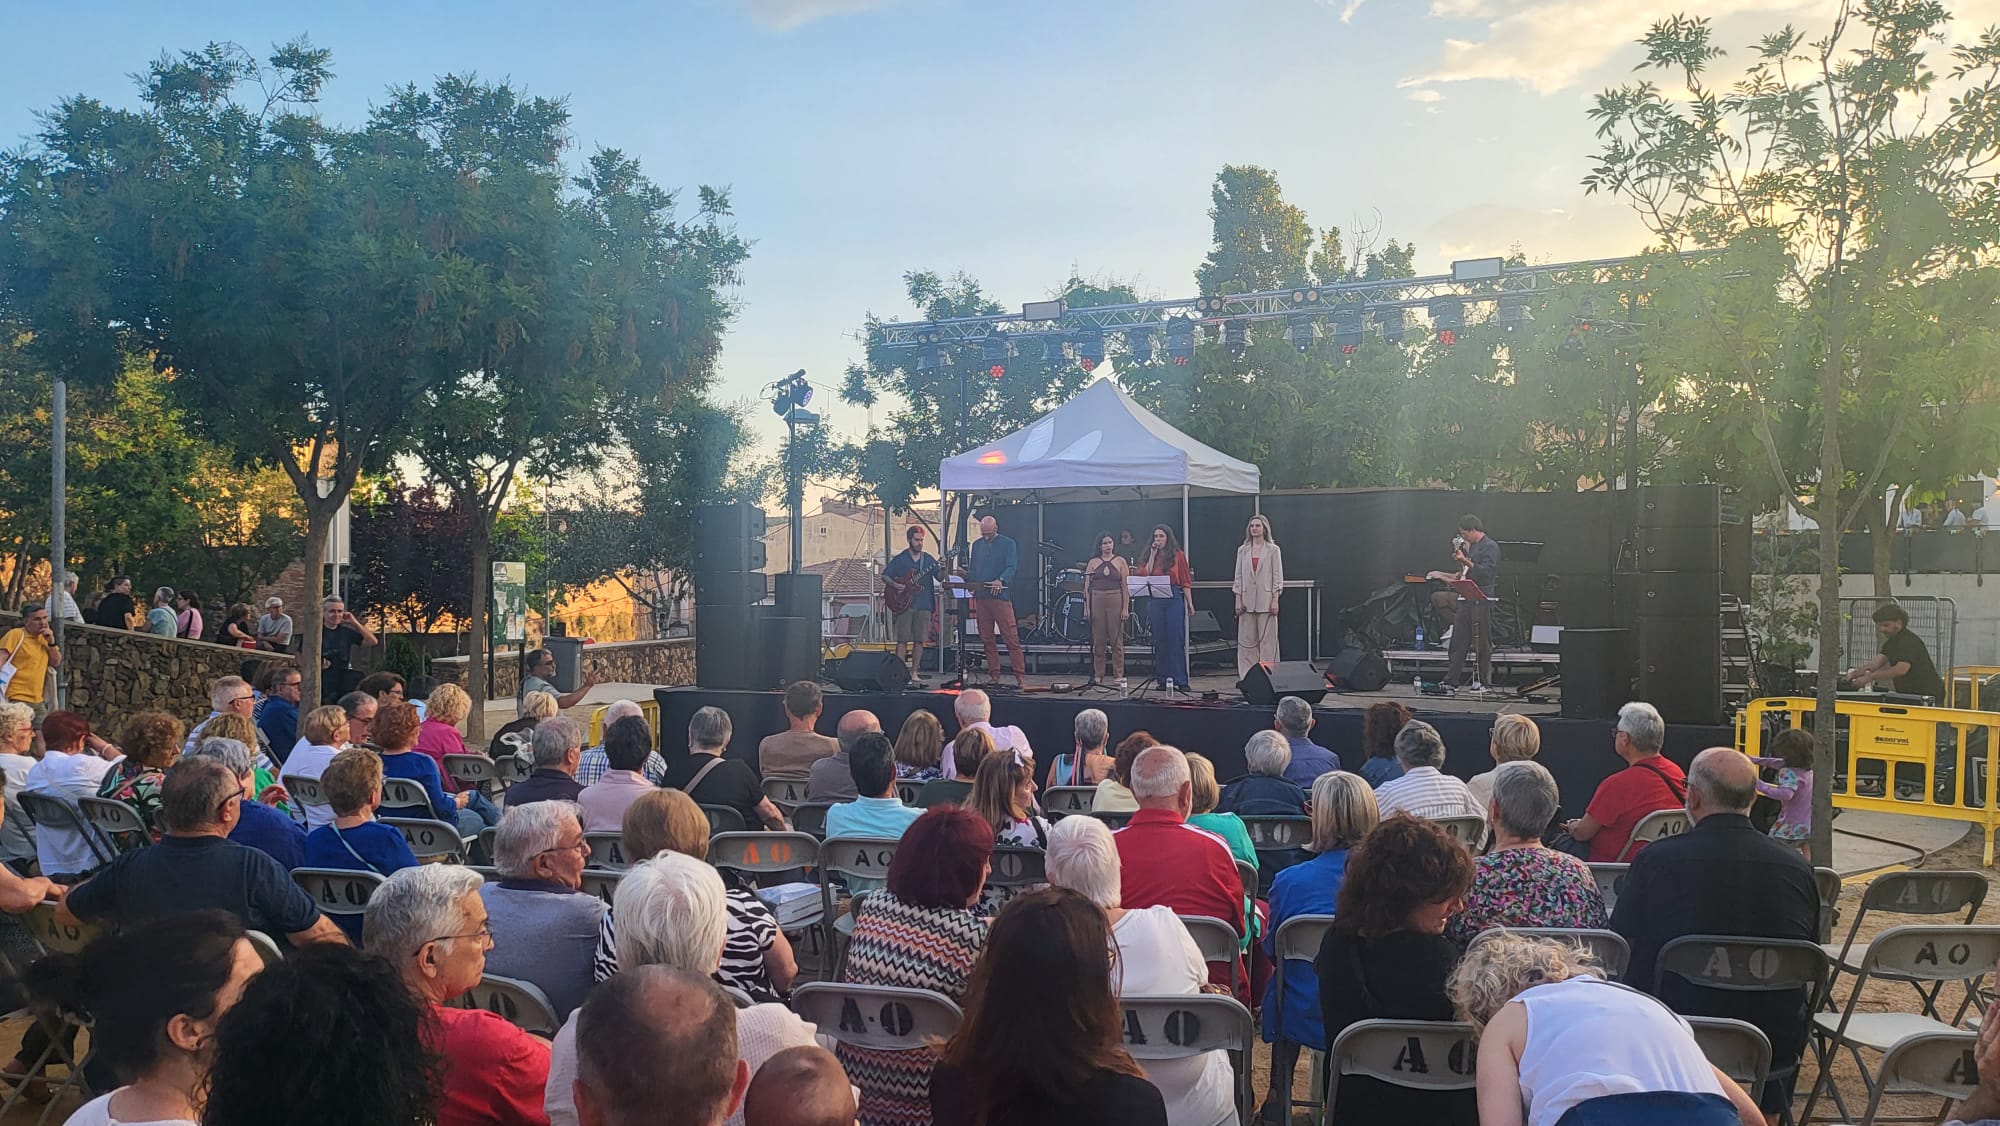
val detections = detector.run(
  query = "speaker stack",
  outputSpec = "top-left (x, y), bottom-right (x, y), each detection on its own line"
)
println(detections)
top-left (1633, 485), bottom-right (1724, 725)
top-left (693, 503), bottom-right (768, 690)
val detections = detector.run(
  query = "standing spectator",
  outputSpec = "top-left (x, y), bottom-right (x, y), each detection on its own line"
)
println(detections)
top-left (1373, 720), bottom-right (1485, 822)
top-left (1218, 731), bottom-right (1310, 816)
top-left (507, 716), bottom-right (587, 807)
top-left (415, 683), bottom-right (474, 790)
top-left (143, 586), bottom-right (177, 636)
top-left (1749, 727), bottom-right (1814, 853)
top-left (222, 603), bottom-right (257, 648)
top-left (756, 680), bottom-right (836, 778)
top-left (891, 710), bottom-right (945, 782)
top-left (23, 709), bottom-right (118, 879)
top-left (301, 749), bottom-right (419, 939)
top-left (1612, 747), bottom-right (1818, 1118)
top-left (365, 865), bottom-right (551, 1126)
top-left (931, 888), bottom-right (1166, 1126)
top-left (173, 590), bottom-right (204, 641)
top-left (97, 711), bottom-right (184, 837)
top-left (917, 727), bottom-right (988, 809)
top-left (1445, 761), bottom-right (1606, 947)
top-left (663, 708), bottom-right (786, 832)
top-left (518, 646), bottom-right (600, 713)
top-left (90, 576), bottom-right (137, 629)
top-left (1946, 498), bottom-right (1969, 527)
top-left (188, 737), bottom-right (304, 871)
top-left (841, 807), bottom-right (992, 1126)
top-left (1359, 702), bottom-right (1411, 788)
top-left (1, 605), bottom-right (61, 720)
top-left (807, 710), bottom-right (883, 804)
top-left (481, 801), bottom-right (606, 1022)
top-left (375, 702), bottom-right (491, 836)
top-left (256, 666), bottom-right (303, 756)
top-left (1274, 696), bottom-right (1340, 787)
top-left (1045, 818), bottom-right (1233, 1126)
top-left (823, 733), bottom-right (923, 892)
top-left (577, 699), bottom-right (667, 786)
top-left (254, 597), bottom-right (293, 652)
top-left (1561, 701), bottom-right (1686, 863)
top-left (50, 572), bottom-right (82, 625)
top-left (1091, 730), bottom-right (1155, 814)
top-left (1261, 772), bottom-right (1379, 1123)
top-left (317, 596), bottom-right (376, 705)
top-left (574, 968), bottom-right (750, 1126)
top-left (1114, 746), bottom-right (1246, 992)
top-left (1467, 714), bottom-right (1540, 810)
top-left (1315, 815), bottom-right (1477, 1126)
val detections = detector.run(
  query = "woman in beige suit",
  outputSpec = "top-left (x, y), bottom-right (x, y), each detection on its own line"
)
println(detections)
top-left (1233, 514), bottom-right (1284, 678)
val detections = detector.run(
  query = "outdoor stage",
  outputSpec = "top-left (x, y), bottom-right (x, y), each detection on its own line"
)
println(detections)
top-left (653, 682), bottom-right (1733, 819)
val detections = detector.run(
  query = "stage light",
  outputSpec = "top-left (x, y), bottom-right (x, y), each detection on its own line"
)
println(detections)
top-left (1340, 343), bottom-right (1358, 355)
top-left (1043, 335), bottom-right (1068, 367)
top-left (1224, 319), bottom-right (1248, 359)
top-left (1379, 309), bottom-right (1406, 344)
top-left (768, 369), bottom-right (811, 416)
top-left (1498, 295), bottom-right (1532, 332)
top-left (1287, 315), bottom-right (1316, 353)
top-left (1165, 317), bottom-right (1195, 366)
top-left (1076, 328), bottom-right (1104, 371)
top-left (982, 333), bottom-right (1010, 368)
top-left (1331, 307), bottom-right (1364, 348)
top-left (1429, 298), bottom-right (1466, 344)
top-left (1290, 287), bottom-right (1322, 305)
top-left (988, 364), bottom-right (1006, 379)
top-left (1437, 329), bottom-right (1458, 346)
top-left (1127, 327), bottom-right (1155, 365)
top-left (1198, 295), bottom-right (1229, 316)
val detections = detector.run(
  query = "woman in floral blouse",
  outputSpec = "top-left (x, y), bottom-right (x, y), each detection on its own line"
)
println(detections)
top-left (97, 711), bottom-right (185, 839)
top-left (891, 710), bottom-right (944, 782)
top-left (1445, 759), bottom-right (1606, 947)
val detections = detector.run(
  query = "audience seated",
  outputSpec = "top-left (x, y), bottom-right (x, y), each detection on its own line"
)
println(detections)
top-left (1090, 731), bottom-right (1156, 814)
top-left (548, 852), bottom-right (823, 1126)
top-left (1315, 815), bottom-right (1476, 1126)
top-left (1273, 695), bottom-right (1340, 787)
top-left (190, 736), bottom-right (305, 870)
top-left (1612, 746), bottom-right (1817, 1118)
top-left (185, 677), bottom-right (275, 764)
top-left (578, 699), bottom-right (669, 786)
top-left (480, 800), bottom-right (606, 1022)
top-left (891, 711), bottom-right (945, 782)
top-left (592, 789), bottom-right (796, 1001)
top-left (1053, 708), bottom-right (1113, 787)
top-left (666, 707), bottom-right (786, 831)
top-left (339, 690), bottom-right (378, 749)
top-left (62, 758), bottom-right (344, 947)
top-left (1218, 731), bottom-right (1309, 816)
top-left (1448, 932), bottom-right (1761, 1125)
top-left (197, 712), bottom-right (284, 804)
top-left (1261, 772), bottom-right (1379, 1122)
top-left (839, 806), bottom-right (992, 1126)
top-left (1446, 760), bottom-right (1606, 946)
top-left (931, 887), bottom-right (1167, 1126)
top-left (508, 716), bottom-right (588, 807)
top-left (581, 715), bottom-right (667, 832)
top-left (917, 727), bottom-right (988, 808)
top-left (824, 733), bottom-right (921, 883)
top-left (201, 941), bottom-right (441, 1126)
top-left (32, 911), bottom-right (261, 1126)
top-left (303, 748), bottom-right (419, 937)
top-left (367, 864), bottom-right (551, 1126)
top-left (357, 670), bottom-right (409, 711)
top-left (415, 683), bottom-right (475, 789)
top-left (97, 710), bottom-right (183, 837)
top-left (942, 689), bottom-right (1031, 778)
top-left (1185, 753), bottom-right (1256, 867)
top-left (23, 708), bottom-right (116, 879)
top-left (744, 1046), bottom-right (857, 1126)
top-left (377, 701), bottom-right (492, 836)
top-left (0, 702), bottom-right (38, 869)
top-left (574, 966), bottom-right (750, 1126)
top-left (1045, 817), bottom-right (1232, 1126)
top-left (1562, 701), bottom-right (1684, 863)
top-left (1114, 746), bottom-right (1246, 992)
top-left (284, 705), bottom-right (353, 830)
top-left (1467, 713), bottom-right (1540, 809)
top-left (806, 711), bottom-right (883, 803)
top-left (758, 681), bottom-right (838, 779)
top-left (1358, 701), bottom-right (1410, 788)
top-left (967, 745), bottom-right (1049, 848)
top-left (490, 689), bottom-right (557, 761)
top-left (1373, 720), bottom-right (1484, 821)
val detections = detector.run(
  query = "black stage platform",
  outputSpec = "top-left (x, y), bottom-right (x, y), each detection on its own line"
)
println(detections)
top-left (654, 686), bottom-right (1732, 819)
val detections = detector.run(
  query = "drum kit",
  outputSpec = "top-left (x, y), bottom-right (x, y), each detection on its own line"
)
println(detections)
top-left (1025, 539), bottom-right (1149, 647)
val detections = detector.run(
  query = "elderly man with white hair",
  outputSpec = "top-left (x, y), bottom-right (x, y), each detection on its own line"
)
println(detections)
top-left (1373, 719), bottom-right (1484, 821)
top-left (939, 688), bottom-right (1031, 778)
top-left (507, 715), bottom-right (587, 807)
top-left (545, 852), bottom-right (826, 1126)
top-left (1218, 731), bottom-right (1309, 816)
top-left (188, 737), bottom-right (305, 870)
top-left (367, 865), bottom-right (552, 1122)
top-left (479, 801), bottom-right (606, 1021)
top-left (1049, 815), bottom-right (1236, 1126)
top-left (576, 699), bottom-right (668, 785)
top-left (1273, 695), bottom-right (1340, 787)
top-left (1111, 745), bottom-right (1246, 995)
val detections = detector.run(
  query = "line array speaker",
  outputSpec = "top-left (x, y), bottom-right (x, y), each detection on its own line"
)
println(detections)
top-left (1638, 614), bottom-right (1723, 725)
top-left (1635, 527), bottom-right (1721, 573)
top-left (1636, 485), bottom-right (1722, 529)
top-left (1561, 627), bottom-right (1630, 720)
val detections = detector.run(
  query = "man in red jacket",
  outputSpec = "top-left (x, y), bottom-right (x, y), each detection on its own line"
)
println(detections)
top-left (1112, 745), bottom-right (1247, 993)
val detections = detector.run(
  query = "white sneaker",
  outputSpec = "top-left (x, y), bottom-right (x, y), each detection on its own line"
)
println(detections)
top-left (1467, 680), bottom-right (1486, 694)
top-left (1117, 678), bottom-right (1128, 689)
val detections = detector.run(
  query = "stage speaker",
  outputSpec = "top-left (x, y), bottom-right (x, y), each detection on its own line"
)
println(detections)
top-left (773, 572), bottom-right (823, 621)
top-left (1636, 526), bottom-right (1721, 573)
top-left (1639, 614), bottom-right (1723, 725)
top-left (693, 570), bottom-right (765, 608)
top-left (833, 651), bottom-right (909, 695)
top-left (1323, 646), bottom-right (1389, 693)
top-left (1556, 573), bottom-right (1614, 629)
top-left (762, 615), bottom-right (820, 689)
top-left (697, 605), bottom-right (764, 691)
top-left (1636, 484), bottom-right (1722, 529)
top-left (693, 502), bottom-right (768, 578)
top-left (1561, 628), bottom-right (1630, 720)
top-left (1635, 570), bottom-right (1722, 617)
top-left (1240, 661), bottom-right (1329, 705)
top-left (1190, 610), bottom-right (1223, 639)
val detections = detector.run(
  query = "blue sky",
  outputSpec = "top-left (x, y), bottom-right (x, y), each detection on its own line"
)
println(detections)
top-left (4, 0), bottom-right (1993, 453)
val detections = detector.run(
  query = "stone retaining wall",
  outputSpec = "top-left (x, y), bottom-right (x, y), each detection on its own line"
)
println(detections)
top-left (431, 637), bottom-right (695, 695)
top-left (1, 613), bottom-right (295, 731)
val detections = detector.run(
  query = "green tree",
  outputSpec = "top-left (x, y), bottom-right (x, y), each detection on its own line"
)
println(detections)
top-left (1585, 5), bottom-right (2000, 862)
top-left (1196, 165), bottom-right (1315, 294)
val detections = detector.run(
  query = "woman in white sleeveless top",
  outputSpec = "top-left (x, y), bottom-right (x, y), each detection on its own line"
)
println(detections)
top-left (1448, 932), bottom-right (1763, 1126)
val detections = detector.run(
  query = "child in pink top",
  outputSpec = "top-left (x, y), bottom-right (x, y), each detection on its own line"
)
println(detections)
top-left (1749, 728), bottom-right (1814, 853)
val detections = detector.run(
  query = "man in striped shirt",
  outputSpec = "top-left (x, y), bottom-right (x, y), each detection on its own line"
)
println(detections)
top-left (1374, 719), bottom-right (1485, 822)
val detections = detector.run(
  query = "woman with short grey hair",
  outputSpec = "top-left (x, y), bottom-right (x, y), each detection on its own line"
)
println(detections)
top-left (1218, 730), bottom-right (1308, 816)
top-left (1044, 816), bottom-right (1235, 1126)
top-left (1444, 760), bottom-right (1606, 947)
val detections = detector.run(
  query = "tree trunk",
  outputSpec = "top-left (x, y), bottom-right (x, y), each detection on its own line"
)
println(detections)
top-left (298, 511), bottom-right (330, 709)
top-left (466, 511), bottom-right (492, 747)
top-left (1872, 485), bottom-right (1899, 598)
top-left (1809, 313), bottom-right (1848, 869)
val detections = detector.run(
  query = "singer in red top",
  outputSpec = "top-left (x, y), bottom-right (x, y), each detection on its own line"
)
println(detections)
top-left (1137, 525), bottom-right (1194, 692)
top-left (1112, 745), bottom-right (1247, 996)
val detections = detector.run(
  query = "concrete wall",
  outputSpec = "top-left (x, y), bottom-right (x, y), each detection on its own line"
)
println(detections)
top-left (431, 637), bottom-right (696, 696)
top-left (1839, 573), bottom-right (2000, 668)
top-left (1, 613), bottom-right (295, 732)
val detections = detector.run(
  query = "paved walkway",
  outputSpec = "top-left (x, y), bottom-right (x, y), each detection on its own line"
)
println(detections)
top-left (1829, 809), bottom-right (1971, 877)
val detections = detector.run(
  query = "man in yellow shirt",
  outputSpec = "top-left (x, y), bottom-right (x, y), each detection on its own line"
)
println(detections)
top-left (1, 604), bottom-right (61, 720)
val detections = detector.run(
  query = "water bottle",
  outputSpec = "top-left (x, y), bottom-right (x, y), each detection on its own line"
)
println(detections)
top-left (1414, 622), bottom-right (1426, 651)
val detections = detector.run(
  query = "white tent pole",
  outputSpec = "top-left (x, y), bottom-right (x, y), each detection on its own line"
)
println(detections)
top-left (1182, 483), bottom-right (1191, 683)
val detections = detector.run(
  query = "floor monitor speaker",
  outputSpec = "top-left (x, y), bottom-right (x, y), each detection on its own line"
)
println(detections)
top-left (833, 651), bottom-right (910, 695)
top-left (1240, 661), bottom-right (1329, 705)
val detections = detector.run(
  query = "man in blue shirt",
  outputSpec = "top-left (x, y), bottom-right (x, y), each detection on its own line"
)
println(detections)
top-left (823, 734), bottom-right (920, 893)
top-left (257, 667), bottom-right (302, 757)
top-left (882, 524), bottom-right (939, 680)
top-left (961, 516), bottom-right (1026, 688)
top-left (1273, 695), bottom-right (1341, 787)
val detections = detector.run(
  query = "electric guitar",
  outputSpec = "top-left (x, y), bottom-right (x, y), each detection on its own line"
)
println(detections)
top-left (883, 554), bottom-right (936, 615)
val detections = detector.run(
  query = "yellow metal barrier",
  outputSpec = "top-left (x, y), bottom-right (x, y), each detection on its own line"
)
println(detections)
top-left (1740, 696), bottom-right (2000, 864)
top-left (586, 699), bottom-right (661, 747)
top-left (1952, 666), bottom-right (2000, 711)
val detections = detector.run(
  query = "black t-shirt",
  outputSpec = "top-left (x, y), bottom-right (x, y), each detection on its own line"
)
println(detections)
top-left (930, 1062), bottom-right (1165, 1126)
top-left (91, 592), bottom-right (136, 628)
top-left (66, 834), bottom-right (322, 938)
top-left (1880, 627), bottom-right (1943, 700)
top-left (1317, 930), bottom-right (1478, 1126)
top-left (664, 754), bottom-right (764, 824)
top-left (322, 623), bottom-right (365, 672)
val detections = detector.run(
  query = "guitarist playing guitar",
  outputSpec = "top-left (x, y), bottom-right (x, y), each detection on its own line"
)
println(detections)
top-left (883, 524), bottom-right (939, 680)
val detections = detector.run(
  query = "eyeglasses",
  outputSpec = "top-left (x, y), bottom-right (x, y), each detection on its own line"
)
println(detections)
top-left (426, 920), bottom-right (494, 946)
top-left (538, 839), bottom-right (589, 858)
top-left (230, 694), bottom-right (255, 705)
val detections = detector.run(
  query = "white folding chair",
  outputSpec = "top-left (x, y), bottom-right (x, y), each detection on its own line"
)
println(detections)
top-left (280, 773), bottom-right (332, 824)
top-left (701, 804), bottom-right (747, 836)
top-left (245, 930), bottom-right (285, 967)
top-left (893, 779), bottom-right (924, 806)
top-left (820, 836), bottom-right (900, 976)
top-left (1241, 815), bottom-right (1313, 892)
top-left (1838, 1029), bottom-right (1981, 1126)
top-left (1327, 1019), bottom-right (1479, 1115)
top-left (76, 796), bottom-right (150, 854)
top-left (444, 753), bottom-right (500, 793)
top-left (579, 868), bottom-right (622, 907)
top-left (18, 791), bottom-right (116, 871)
top-left (1272, 914), bottom-right (1337, 1124)
top-left (378, 777), bottom-right (435, 819)
top-left (1685, 1017), bottom-right (1772, 1102)
top-left (1177, 914), bottom-right (1243, 999)
top-left (383, 817), bottom-right (467, 864)
top-left (1119, 994), bottom-right (1257, 1126)
top-left (476, 826), bottom-right (499, 865)
top-left (1473, 927), bottom-right (1631, 982)
top-left (495, 755), bottom-right (531, 787)
top-left (1587, 863), bottom-right (1630, 915)
top-left (1429, 814), bottom-right (1486, 850)
top-left (793, 982), bottom-right (963, 1051)
top-left (710, 831), bottom-right (825, 937)
top-left (292, 867), bottom-right (385, 927)
top-left (1091, 809), bottom-right (1132, 830)
top-left (984, 845), bottom-right (1047, 912)
top-left (791, 802), bottom-right (833, 840)
top-left (1812, 866), bottom-right (1842, 945)
top-left (1041, 785), bottom-right (1098, 818)
top-left (457, 974), bottom-right (561, 1036)
top-left (762, 776), bottom-right (811, 811)
top-left (1821, 870), bottom-right (1988, 1012)
top-left (584, 831), bottom-right (632, 870)
top-left (1654, 934), bottom-right (1828, 1116)
top-left (1614, 807), bottom-right (1692, 861)
top-left (10, 903), bottom-right (104, 1119)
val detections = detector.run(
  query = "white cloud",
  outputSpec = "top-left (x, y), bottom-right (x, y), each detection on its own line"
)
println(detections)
top-left (1341, 0), bottom-right (1369, 21)
top-left (740, 0), bottom-right (890, 31)
top-left (1407, 88), bottom-right (1444, 103)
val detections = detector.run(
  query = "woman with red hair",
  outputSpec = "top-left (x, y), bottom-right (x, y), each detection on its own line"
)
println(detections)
top-left (838, 806), bottom-right (993, 1126)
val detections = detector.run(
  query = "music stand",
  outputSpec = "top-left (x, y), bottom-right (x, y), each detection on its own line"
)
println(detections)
top-left (1444, 578), bottom-right (1489, 602)
top-left (1128, 575), bottom-right (1173, 599)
